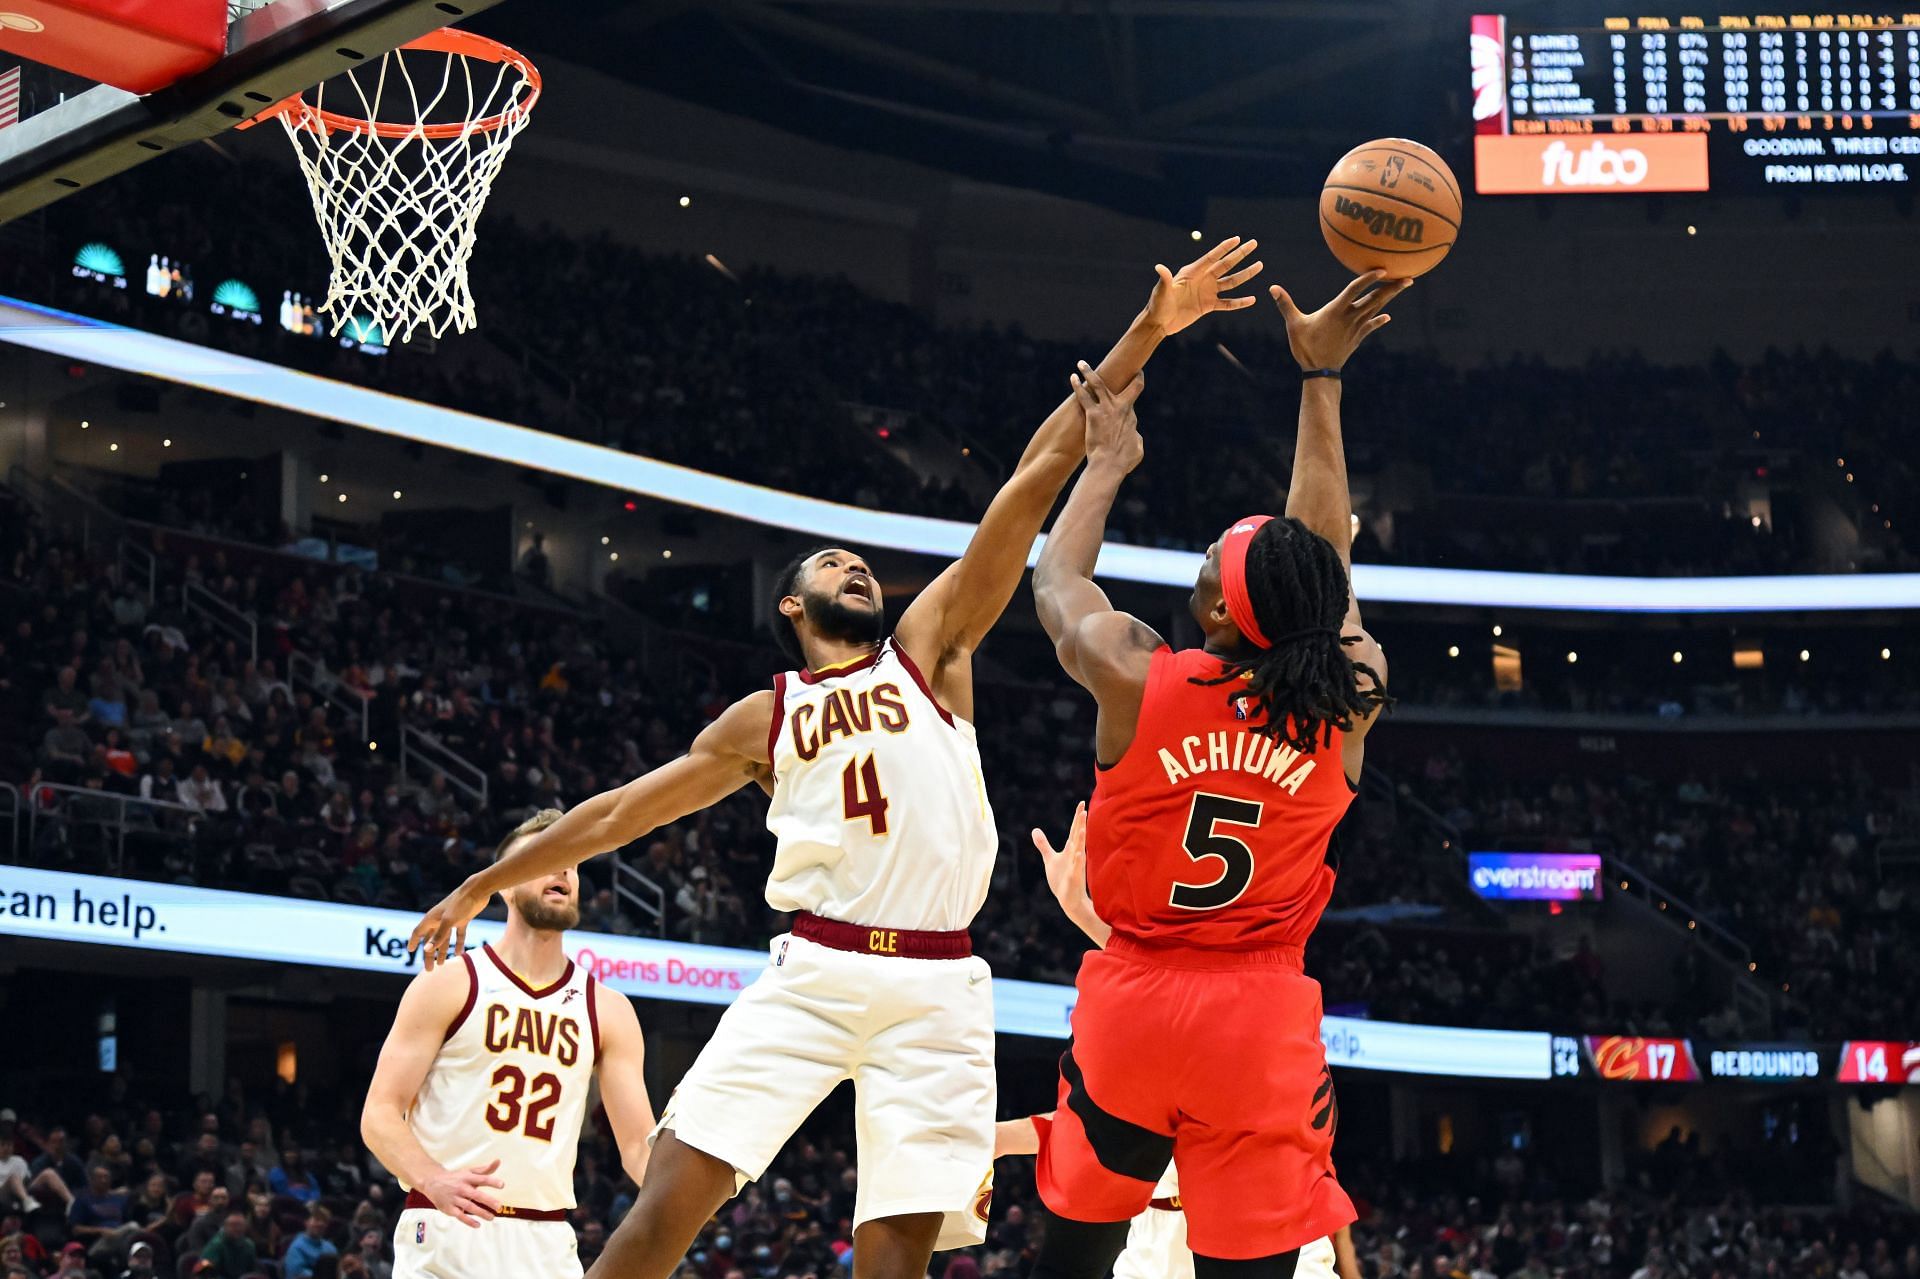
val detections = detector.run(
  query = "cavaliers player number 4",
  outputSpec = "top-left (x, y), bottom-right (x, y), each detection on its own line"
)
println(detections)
top-left (1022, 271), bottom-right (1405, 1279)
top-left (405, 237), bottom-right (1268, 1279)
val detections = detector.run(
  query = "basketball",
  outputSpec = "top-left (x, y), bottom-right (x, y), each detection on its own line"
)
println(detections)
top-left (1318, 138), bottom-right (1462, 279)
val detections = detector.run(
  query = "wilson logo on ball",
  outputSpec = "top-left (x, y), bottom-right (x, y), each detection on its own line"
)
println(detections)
top-left (1330, 195), bottom-right (1426, 244)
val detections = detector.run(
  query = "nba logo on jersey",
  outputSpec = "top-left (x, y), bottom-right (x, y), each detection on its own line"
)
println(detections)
top-left (776, 938), bottom-right (790, 967)
top-left (414, 1220), bottom-right (426, 1245)
top-left (1234, 696), bottom-right (1250, 720)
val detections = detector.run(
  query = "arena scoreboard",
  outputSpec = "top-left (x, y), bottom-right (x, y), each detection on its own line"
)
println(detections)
top-left (1472, 12), bottom-right (1920, 192)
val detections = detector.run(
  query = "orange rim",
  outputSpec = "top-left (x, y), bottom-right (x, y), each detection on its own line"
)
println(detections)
top-left (249, 28), bottom-right (540, 140)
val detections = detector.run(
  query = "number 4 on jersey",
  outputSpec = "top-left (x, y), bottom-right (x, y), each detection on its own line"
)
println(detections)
top-left (841, 754), bottom-right (890, 836)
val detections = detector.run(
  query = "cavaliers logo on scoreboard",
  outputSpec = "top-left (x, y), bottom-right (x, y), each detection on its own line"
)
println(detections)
top-left (1586, 1035), bottom-right (1699, 1082)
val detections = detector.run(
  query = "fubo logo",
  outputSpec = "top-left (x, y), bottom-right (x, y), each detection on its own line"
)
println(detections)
top-left (1539, 140), bottom-right (1649, 188)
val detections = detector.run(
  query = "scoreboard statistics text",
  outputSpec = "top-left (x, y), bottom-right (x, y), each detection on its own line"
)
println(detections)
top-left (1472, 12), bottom-right (1920, 192)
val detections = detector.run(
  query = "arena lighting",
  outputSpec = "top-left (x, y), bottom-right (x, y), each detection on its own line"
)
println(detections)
top-left (10, 294), bottom-right (1920, 613)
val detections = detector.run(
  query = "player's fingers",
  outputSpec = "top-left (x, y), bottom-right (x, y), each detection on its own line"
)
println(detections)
top-left (1333, 270), bottom-right (1388, 310)
top-left (1218, 260), bottom-right (1263, 292)
top-left (1114, 372), bottom-right (1146, 408)
top-left (1153, 263), bottom-right (1175, 291)
top-left (474, 1160), bottom-right (501, 1175)
top-left (1356, 277), bottom-right (1413, 318)
top-left (1268, 283), bottom-right (1303, 321)
top-left (1200, 235), bottom-right (1243, 265)
top-left (1215, 237), bottom-right (1259, 274)
top-left (1030, 828), bottom-right (1059, 861)
top-left (1078, 360), bottom-right (1116, 401)
top-left (1361, 313), bottom-right (1393, 335)
top-left (1219, 295), bottom-right (1258, 311)
top-left (453, 923), bottom-right (468, 960)
top-left (1071, 374), bottom-right (1103, 416)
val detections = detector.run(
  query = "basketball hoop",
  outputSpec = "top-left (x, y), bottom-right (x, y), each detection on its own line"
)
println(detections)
top-left (247, 28), bottom-right (540, 343)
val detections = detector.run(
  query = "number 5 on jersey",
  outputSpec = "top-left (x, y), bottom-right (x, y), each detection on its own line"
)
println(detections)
top-left (1171, 793), bottom-right (1263, 910)
top-left (842, 754), bottom-right (890, 836)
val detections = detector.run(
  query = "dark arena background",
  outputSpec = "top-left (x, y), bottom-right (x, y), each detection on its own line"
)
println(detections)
top-left (3, 2), bottom-right (1920, 1278)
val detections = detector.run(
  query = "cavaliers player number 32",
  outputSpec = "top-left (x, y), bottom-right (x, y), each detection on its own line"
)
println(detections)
top-left (406, 237), bottom-right (1268, 1279)
top-left (362, 811), bottom-right (656, 1279)
top-left (1021, 271), bottom-right (1403, 1279)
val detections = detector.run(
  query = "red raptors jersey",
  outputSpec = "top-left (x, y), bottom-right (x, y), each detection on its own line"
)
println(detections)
top-left (1088, 646), bottom-right (1355, 949)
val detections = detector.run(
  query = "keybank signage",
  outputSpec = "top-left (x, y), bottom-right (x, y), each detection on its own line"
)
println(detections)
top-left (2, 867), bottom-right (1570, 1076)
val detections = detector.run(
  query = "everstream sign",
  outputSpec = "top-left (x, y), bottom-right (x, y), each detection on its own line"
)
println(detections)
top-left (1468, 852), bottom-right (1605, 902)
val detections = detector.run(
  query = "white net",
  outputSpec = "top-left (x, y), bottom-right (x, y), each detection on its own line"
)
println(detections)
top-left (271, 35), bottom-right (536, 343)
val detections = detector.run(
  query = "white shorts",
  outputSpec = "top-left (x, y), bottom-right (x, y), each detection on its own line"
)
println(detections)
top-left (656, 933), bottom-right (997, 1251)
top-left (392, 1208), bottom-right (580, 1279)
top-left (1114, 1205), bottom-right (1336, 1279)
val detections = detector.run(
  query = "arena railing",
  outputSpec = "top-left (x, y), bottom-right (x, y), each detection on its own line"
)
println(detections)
top-left (398, 725), bottom-right (489, 808)
top-left (25, 781), bottom-right (199, 875)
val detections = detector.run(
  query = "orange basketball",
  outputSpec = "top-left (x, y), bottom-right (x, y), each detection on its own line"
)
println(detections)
top-left (1318, 138), bottom-right (1462, 279)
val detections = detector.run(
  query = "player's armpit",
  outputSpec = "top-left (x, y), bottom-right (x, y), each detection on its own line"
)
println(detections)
top-left (591, 984), bottom-right (655, 1188)
top-left (1056, 611), bottom-right (1161, 694)
top-left (1341, 626), bottom-right (1389, 783)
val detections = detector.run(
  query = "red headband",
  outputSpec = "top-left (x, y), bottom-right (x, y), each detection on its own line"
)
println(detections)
top-left (1219, 515), bottom-right (1272, 649)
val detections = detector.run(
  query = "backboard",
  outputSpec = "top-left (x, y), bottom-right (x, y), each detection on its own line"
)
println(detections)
top-left (0, 0), bottom-right (511, 224)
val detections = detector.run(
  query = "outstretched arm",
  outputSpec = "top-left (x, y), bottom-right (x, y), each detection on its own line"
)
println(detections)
top-left (1267, 275), bottom-right (1403, 766)
top-left (1269, 270), bottom-right (1408, 568)
top-left (895, 238), bottom-right (1261, 705)
top-left (1031, 364), bottom-right (1163, 762)
top-left (408, 691), bottom-right (773, 966)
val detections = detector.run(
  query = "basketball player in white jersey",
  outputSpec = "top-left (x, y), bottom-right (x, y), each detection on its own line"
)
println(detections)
top-left (406, 238), bottom-right (1266, 1279)
top-left (999, 807), bottom-right (1360, 1279)
top-left (364, 811), bottom-right (655, 1279)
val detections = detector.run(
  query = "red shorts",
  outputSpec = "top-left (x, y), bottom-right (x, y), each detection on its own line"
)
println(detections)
top-left (1036, 937), bottom-right (1355, 1260)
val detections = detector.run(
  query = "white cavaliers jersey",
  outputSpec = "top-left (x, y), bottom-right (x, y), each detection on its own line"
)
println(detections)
top-left (404, 944), bottom-right (598, 1213)
top-left (765, 638), bottom-right (997, 931)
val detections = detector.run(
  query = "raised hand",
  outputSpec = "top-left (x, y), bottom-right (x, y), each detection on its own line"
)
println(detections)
top-left (408, 879), bottom-right (489, 970)
top-left (1032, 801), bottom-right (1090, 919)
top-left (419, 1159), bottom-right (505, 1228)
top-left (1146, 236), bottom-right (1264, 335)
top-left (1269, 270), bottom-right (1412, 372)
top-left (1070, 362), bottom-right (1146, 476)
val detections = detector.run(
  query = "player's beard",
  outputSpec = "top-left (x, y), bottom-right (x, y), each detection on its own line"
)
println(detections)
top-left (509, 887), bottom-right (580, 933)
top-left (802, 589), bottom-right (886, 649)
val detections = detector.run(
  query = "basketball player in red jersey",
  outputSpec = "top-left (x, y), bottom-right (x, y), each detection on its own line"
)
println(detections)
top-left (407, 238), bottom-right (1265, 1279)
top-left (1024, 270), bottom-right (1407, 1279)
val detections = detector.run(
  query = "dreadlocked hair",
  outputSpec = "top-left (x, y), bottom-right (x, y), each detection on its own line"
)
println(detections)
top-left (1192, 516), bottom-right (1393, 753)
top-left (770, 544), bottom-right (837, 667)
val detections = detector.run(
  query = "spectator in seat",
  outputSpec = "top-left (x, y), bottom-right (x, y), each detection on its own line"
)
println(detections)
top-left (40, 707), bottom-right (92, 783)
top-left (176, 766), bottom-right (227, 815)
top-left (181, 1185), bottom-right (232, 1257)
top-left (269, 1151), bottom-right (319, 1204)
top-left (68, 1164), bottom-right (135, 1251)
top-left (198, 1212), bottom-right (257, 1279)
top-left (42, 665), bottom-right (90, 722)
top-left (118, 1239), bottom-right (157, 1279)
top-left (3, 1126), bottom-right (73, 1215)
top-left (235, 775), bottom-right (279, 830)
top-left (52, 1241), bottom-right (89, 1277)
top-left (283, 1206), bottom-right (337, 1279)
top-left (350, 1229), bottom-right (389, 1279)
top-left (276, 772), bottom-right (318, 828)
top-left (137, 756), bottom-right (179, 805)
top-left (32, 1129), bottom-right (86, 1197)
